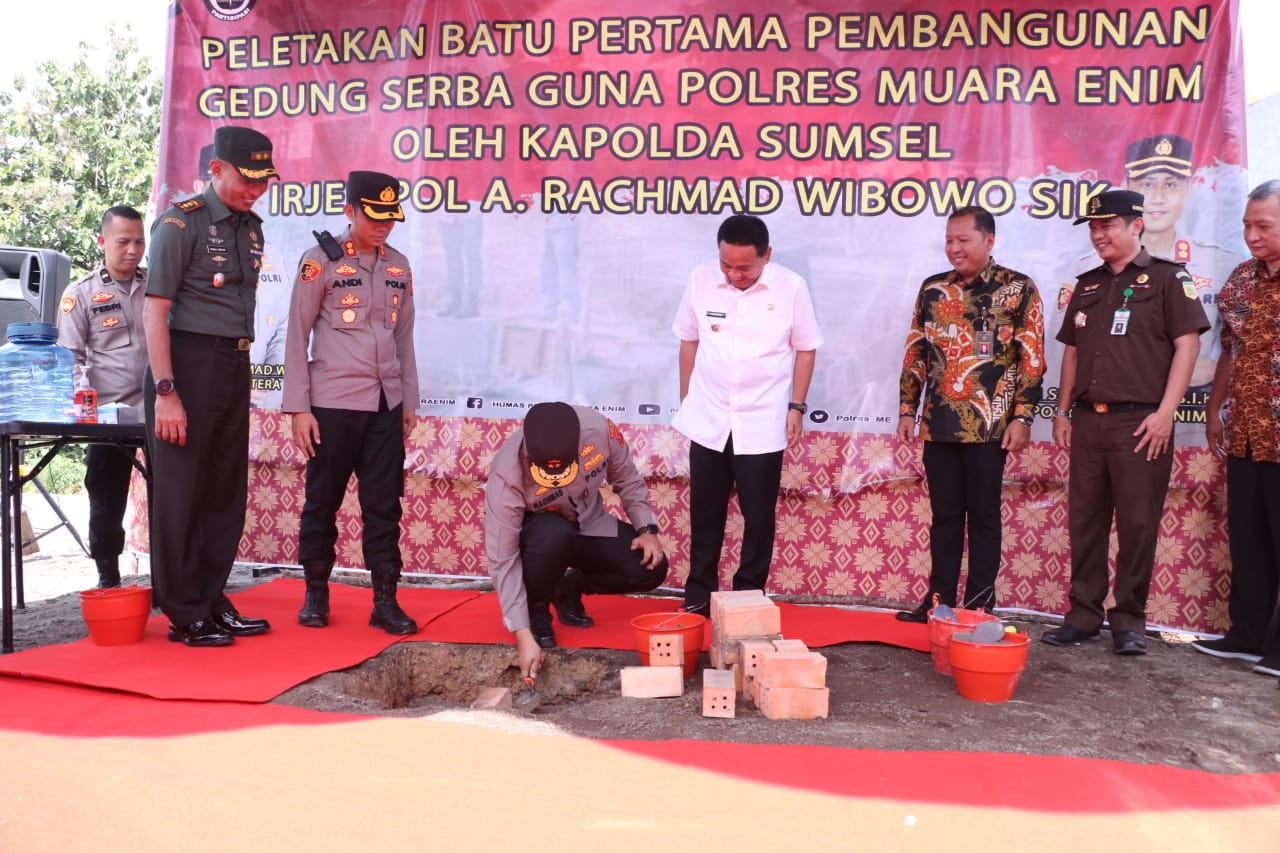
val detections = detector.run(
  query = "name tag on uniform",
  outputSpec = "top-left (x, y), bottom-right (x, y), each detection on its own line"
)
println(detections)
top-left (706, 311), bottom-right (727, 318)
top-left (1110, 308), bottom-right (1130, 335)
top-left (975, 328), bottom-right (994, 357)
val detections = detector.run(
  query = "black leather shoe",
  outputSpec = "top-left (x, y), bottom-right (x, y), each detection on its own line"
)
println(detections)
top-left (682, 601), bottom-right (709, 617)
top-left (529, 601), bottom-right (556, 649)
top-left (1041, 624), bottom-right (1102, 646)
top-left (212, 609), bottom-right (271, 636)
top-left (1112, 629), bottom-right (1148, 656)
top-left (553, 569), bottom-right (595, 628)
top-left (167, 619), bottom-right (233, 647)
top-left (895, 601), bottom-right (930, 623)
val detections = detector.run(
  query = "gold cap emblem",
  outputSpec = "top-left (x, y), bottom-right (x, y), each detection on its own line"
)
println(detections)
top-left (1155, 138), bottom-right (1173, 156)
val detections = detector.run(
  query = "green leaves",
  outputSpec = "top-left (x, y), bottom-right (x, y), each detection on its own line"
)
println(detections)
top-left (0, 24), bottom-right (162, 276)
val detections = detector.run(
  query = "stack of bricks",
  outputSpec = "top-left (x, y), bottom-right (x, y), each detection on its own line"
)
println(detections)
top-left (620, 631), bottom-right (685, 698)
top-left (709, 590), bottom-right (829, 720)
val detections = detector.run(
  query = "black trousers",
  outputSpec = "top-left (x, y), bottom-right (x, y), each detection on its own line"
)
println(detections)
top-left (684, 435), bottom-right (784, 612)
top-left (299, 401), bottom-right (405, 569)
top-left (1064, 409), bottom-right (1174, 633)
top-left (1225, 451), bottom-right (1280, 652)
top-left (519, 512), bottom-right (667, 606)
top-left (83, 442), bottom-right (136, 560)
top-left (144, 332), bottom-right (250, 627)
top-left (921, 440), bottom-right (1007, 610)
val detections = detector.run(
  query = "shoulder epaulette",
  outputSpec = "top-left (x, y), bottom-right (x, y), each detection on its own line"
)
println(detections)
top-left (174, 196), bottom-right (205, 213)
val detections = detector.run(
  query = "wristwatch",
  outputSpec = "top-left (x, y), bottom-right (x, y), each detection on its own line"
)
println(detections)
top-left (787, 401), bottom-right (807, 413)
top-left (635, 523), bottom-right (659, 536)
top-left (154, 377), bottom-right (176, 396)
top-left (1013, 413), bottom-right (1034, 427)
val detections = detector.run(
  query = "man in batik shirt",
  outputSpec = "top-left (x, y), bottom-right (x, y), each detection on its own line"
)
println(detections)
top-left (896, 205), bottom-right (1046, 621)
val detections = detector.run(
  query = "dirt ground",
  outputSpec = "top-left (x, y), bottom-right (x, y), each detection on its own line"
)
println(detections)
top-left (11, 554), bottom-right (1280, 776)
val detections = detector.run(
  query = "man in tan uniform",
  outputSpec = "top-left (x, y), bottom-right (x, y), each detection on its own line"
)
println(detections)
top-left (284, 170), bottom-right (420, 635)
top-left (56, 205), bottom-right (148, 588)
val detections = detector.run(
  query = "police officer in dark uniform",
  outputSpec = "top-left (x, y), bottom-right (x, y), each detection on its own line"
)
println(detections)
top-left (1043, 190), bottom-right (1208, 655)
top-left (283, 171), bottom-right (420, 635)
top-left (143, 126), bottom-right (279, 647)
top-left (56, 205), bottom-right (149, 588)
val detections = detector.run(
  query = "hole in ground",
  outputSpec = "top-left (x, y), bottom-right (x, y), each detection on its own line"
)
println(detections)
top-left (326, 642), bottom-right (628, 710)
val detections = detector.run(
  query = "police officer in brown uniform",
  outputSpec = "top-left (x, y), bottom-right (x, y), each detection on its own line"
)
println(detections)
top-left (1043, 190), bottom-right (1208, 655)
top-left (284, 171), bottom-right (420, 635)
top-left (485, 402), bottom-right (668, 679)
top-left (56, 205), bottom-right (148, 588)
top-left (144, 126), bottom-right (278, 647)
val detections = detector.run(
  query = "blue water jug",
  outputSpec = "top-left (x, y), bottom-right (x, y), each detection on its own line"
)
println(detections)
top-left (0, 321), bottom-right (76, 423)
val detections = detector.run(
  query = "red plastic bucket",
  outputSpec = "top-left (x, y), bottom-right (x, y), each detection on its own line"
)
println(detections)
top-left (928, 608), bottom-right (1000, 675)
top-left (630, 611), bottom-right (706, 679)
top-left (79, 587), bottom-right (152, 646)
top-left (948, 631), bottom-right (1031, 702)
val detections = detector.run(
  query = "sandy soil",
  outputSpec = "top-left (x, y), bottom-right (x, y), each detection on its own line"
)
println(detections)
top-left (10, 497), bottom-right (1280, 775)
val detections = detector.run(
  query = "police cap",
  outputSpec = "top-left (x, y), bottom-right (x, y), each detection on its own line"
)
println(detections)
top-left (347, 170), bottom-right (405, 221)
top-left (213, 126), bottom-right (279, 182)
top-left (1124, 135), bottom-right (1193, 179)
top-left (1074, 189), bottom-right (1145, 225)
top-left (524, 402), bottom-right (580, 489)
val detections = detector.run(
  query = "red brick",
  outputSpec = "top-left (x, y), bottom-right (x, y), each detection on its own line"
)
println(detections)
top-left (738, 639), bottom-right (777, 698)
top-left (757, 651), bottom-right (827, 689)
top-left (710, 589), bottom-right (768, 623)
top-left (648, 633), bottom-right (684, 667)
top-left (701, 669), bottom-right (736, 718)
top-left (470, 687), bottom-right (512, 710)
top-left (620, 665), bottom-right (684, 698)
top-left (716, 599), bottom-right (781, 639)
top-left (757, 685), bottom-right (830, 720)
top-left (772, 638), bottom-right (809, 653)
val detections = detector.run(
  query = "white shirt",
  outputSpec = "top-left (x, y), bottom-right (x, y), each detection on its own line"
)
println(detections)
top-left (671, 260), bottom-right (823, 454)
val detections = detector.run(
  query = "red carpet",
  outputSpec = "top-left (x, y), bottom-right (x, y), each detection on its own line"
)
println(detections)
top-left (420, 592), bottom-right (931, 653)
top-left (605, 739), bottom-right (1280, 813)
top-left (2, 676), bottom-right (1276, 816)
top-left (0, 580), bottom-right (482, 702)
top-left (0, 580), bottom-right (926, 702)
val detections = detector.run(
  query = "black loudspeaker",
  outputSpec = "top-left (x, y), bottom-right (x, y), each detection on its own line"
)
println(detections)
top-left (0, 247), bottom-right (73, 329)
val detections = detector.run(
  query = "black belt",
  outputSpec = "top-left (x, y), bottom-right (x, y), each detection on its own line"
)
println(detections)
top-left (171, 330), bottom-right (251, 351)
top-left (1085, 402), bottom-right (1158, 415)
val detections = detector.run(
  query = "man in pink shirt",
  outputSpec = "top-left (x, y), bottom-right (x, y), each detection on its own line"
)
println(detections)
top-left (671, 215), bottom-right (823, 614)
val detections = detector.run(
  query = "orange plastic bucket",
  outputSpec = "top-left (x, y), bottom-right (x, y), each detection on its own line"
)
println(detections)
top-left (948, 631), bottom-right (1030, 702)
top-left (630, 611), bottom-right (706, 679)
top-left (928, 608), bottom-right (1000, 675)
top-left (79, 587), bottom-right (152, 646)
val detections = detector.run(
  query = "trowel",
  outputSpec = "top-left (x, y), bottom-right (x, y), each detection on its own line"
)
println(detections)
top-left (514, 675), bottom-right (540, 712)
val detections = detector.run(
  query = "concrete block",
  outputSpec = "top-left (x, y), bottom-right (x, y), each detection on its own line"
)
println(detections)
top-left (648, 633), bottom-right (684, 667)
top-left (758, 651), bottom-right (828, 689)
top-left (620, 665), bottom-right (684, 698)
top-left (701, 669), bottom-right (736, 718)
top-left (757, 685), bottom-right (830, 720)
top-left (470, 687), bottom-right (512, 710)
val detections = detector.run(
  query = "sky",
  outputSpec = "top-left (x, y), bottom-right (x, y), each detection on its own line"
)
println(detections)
top-left (1, 1), bottom-right (1279, 100)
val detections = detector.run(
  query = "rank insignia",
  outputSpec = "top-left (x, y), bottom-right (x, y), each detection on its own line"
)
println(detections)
top-left (91, 291), bottom-right (114, 303)
top-left (342, 308), bottom-right (357, 324)
top-left (335, 263), bottom-right (357, 276)
top-left (175, 197), bottom-right (204, 213)
top-left (340, 293), bottom-right (360, 307)
top-left (300, 260), bottom-right (322, 284)
top-left (59, 294), bottom-right (75, 314)
top-left (344, 241), bottom-right (358, 257)
top-left (386, 265), bottom-right (405, 278)
top-left (101, 316), bottom-right (120, 328)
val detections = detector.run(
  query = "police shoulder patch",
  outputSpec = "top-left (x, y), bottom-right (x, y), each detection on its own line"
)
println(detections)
top-left (299, 259), bottom-right (323, 284)
top-left (59, 294), bottom-right (75, 314)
